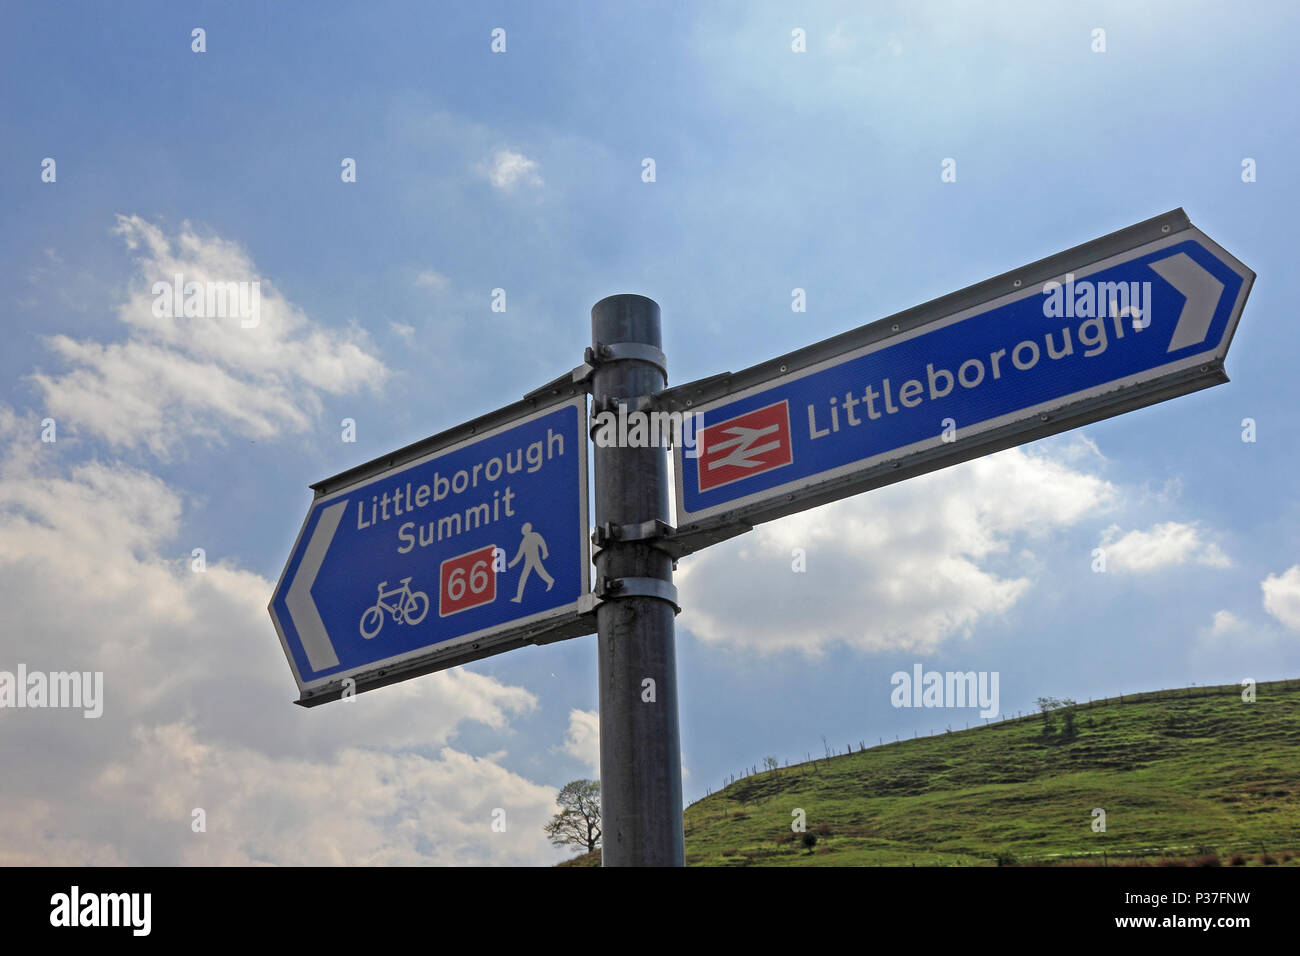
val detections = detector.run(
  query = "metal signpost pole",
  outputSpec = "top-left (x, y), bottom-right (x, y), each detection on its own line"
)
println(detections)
top-left (590, 294), bottom-right (684, 866)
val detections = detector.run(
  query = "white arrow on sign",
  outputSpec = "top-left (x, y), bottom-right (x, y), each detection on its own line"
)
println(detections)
top-left (1150, 251), bottom-right (1226, 353)
top-left (284, 500), bottom-right (347, 671)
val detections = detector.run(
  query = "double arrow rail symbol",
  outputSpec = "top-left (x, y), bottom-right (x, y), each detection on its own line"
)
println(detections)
top-left (705, 424), bottom-right (782, 471)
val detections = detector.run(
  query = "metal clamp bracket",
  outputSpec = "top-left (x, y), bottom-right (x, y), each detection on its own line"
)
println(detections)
top-left (592, 518), bottom-right (676, 550)
top-left (595, 575), bottom-right (681, 614)
top-left (579, 340), bottom-right (670, 422)
top-left (587, 342), bottom-right (669, 380)
top-left (590, 393), bottom-right (655, 418)
top-left (522, 361), bottom-right (598, 402)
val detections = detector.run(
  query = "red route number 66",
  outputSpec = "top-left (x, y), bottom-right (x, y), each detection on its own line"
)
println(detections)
top-left (439, 544), bottom-right (498, 617)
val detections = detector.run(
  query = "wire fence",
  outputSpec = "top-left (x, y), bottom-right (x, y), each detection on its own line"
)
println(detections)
top-left (694, 677), bottom-right (1300, 803)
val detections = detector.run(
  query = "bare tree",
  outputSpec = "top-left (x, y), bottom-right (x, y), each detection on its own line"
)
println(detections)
top-left (544, 779), bottom-right (602, 853)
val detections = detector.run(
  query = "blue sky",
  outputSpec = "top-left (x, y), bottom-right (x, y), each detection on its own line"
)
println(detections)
top-left (1, 1), bottom-right (1297, 865)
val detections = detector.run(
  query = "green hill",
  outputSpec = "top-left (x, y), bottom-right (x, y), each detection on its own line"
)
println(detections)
top-left (563, 679), bottom-right (1300, 866)
top-left (685, 679), bottom-right (1300, 866)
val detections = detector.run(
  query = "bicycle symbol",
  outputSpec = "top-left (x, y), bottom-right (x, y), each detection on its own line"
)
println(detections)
top-left (359, 577), bottom-right (430, 639)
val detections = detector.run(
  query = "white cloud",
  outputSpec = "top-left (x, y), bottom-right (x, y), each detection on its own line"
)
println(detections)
top-left (0, 426), bottom-right (562, 864)
top-left (481, 149), bottom-right (542, 191)
top-left (414, 269), bottom-right (449, 290)
top-left (0, 219), bottom-right (584, 865)
top-left (1261, 565), bottom-right (1300, 632)
top-left (1136, 475), bottom-right (1183, 507)
top-left (0, 220), bottom-right (564, 864)
top-left (1099, 521), bottom-right (1232, 573)
top-left (30, 216), bottom-right (388, 457)
top-left (1201, 544), bottom-right (1231, 568)
top-left (558, 709), bottom-right (600, 772)
top-left (85, 725), bottom-right (559, 866)
top-left (677, 444), bottom-right (1114, 655)
top-left (0, 799), bottom-right (129, 866)
top-left (1208, 609), bottom-right (1245, 638)
top-left (1054, 435), bottom-right (1107, 465)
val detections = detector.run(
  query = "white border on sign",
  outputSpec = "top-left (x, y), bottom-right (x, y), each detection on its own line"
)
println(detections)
top-left (270, 394), bottom-right (590, 695)
top-left (673, 226), bottom-right (1253, 525)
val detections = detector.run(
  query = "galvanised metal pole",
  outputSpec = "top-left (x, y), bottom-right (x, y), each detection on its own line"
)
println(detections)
top-left (590, 294), bottom-right (684, 867)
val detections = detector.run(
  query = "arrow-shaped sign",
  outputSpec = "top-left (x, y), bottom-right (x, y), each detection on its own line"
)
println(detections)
top-left (665, 209), bottom-right (1254, 551)
top-left (283, 501), bottom-right (345, 671)
top-left (269, 396), bottom-right (593, 705)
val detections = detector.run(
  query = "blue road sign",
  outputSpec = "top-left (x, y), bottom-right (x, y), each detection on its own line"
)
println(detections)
top-left (270, 396), bottom-right (590, 703)
top-left (672, 213), bottom-right (1253, 533)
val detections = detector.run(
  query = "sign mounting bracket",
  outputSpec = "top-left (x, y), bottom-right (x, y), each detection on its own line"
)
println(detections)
top-left (595, 574), bottom-right (681, 614)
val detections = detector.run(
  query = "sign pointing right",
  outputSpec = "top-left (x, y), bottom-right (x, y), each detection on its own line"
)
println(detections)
top-left (1149, 252), bottom-right (1226, 352)
top-left (665, 209), bottom-right (1254, 552)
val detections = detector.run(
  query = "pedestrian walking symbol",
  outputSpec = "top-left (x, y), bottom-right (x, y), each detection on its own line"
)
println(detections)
top-left (508, 522), bottom-right (554, 602)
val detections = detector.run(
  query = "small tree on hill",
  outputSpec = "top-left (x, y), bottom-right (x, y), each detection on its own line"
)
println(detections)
top-left (1036, 696), bottom-right (1060, 735)
top-left (1036, 696), bottom-right (1079, 739)
top-left (545, 779), bottom-right (602, 854)
top-left (1060, 699), bottom-right (1078, 739)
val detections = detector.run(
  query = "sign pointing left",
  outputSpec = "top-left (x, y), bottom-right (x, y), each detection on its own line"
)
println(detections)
top-left (284, 500), bottom-right (345, 671)
top-left (269, 394), bottom-right (593, 706)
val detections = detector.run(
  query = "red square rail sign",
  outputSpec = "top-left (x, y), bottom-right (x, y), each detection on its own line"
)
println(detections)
top-left (439, 544), bottom-right (498, 617)
top-left (697, 400), bottom-right (793, 492)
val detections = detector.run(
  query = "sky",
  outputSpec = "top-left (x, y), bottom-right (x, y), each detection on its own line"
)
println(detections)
top-left (1, 1), bottom-right (1297, 866)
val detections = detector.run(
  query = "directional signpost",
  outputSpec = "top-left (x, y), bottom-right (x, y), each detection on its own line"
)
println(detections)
top-left (270, 395), bottom-right (592, 705)
top-left (665, 209), bottom-right (1254, 551)
top-left (269, 208), bottom-right (1252, 866)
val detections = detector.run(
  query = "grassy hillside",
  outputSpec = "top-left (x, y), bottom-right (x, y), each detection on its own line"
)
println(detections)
top-left (562, 679), bottom-right (1300, 866)
top-left (683, 679), bottom-right (1300, 866)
